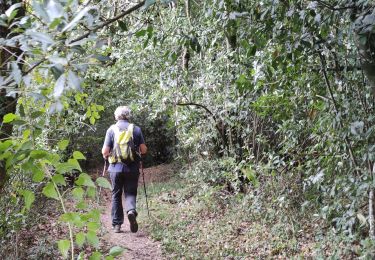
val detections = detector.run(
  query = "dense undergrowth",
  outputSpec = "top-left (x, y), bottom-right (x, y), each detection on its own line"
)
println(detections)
top-left (139, 160), bottom-right (374, 258)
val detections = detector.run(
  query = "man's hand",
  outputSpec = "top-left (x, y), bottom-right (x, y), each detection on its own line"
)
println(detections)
top-left (140, 143), bottom-right (147, 155)
top-left (102, 146), bottom-right (110, 159)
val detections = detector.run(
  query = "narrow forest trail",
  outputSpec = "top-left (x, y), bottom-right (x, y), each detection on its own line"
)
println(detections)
top-left (98, 164), bottom-right (174, 259)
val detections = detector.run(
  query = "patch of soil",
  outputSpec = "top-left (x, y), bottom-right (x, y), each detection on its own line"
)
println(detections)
top-left (99, 163), bottom-right (176, 259)
top-left (100, 190), bottom-right (163, 259)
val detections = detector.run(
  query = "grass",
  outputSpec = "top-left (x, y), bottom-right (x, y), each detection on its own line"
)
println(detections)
top-left (136, 174), bottom-right (318, 259)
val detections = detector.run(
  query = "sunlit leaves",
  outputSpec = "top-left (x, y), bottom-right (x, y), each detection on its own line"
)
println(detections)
top-left (52, 174), bottom-right (66, 186)
top-left (109, 246), bottom-right (125, 257)
top-left (76, 232), bottom-right (86, 247)
top-left (96, 177), bottom-right (111, 189)
top-left (62, 6), bottom-right (95, 32)
top-left (67, 70), bottom-right (82, 91)
top-left (54, 74), bottom-right (66, 98)
top-left (42, 182), bottom-right (59, 200)
top-left (60, 212), bottom-right (84, 227)
top-left (20, 190), bottom-right (35, 210)
top-left (4, 3), bottom-right (22, 23)
top-left (72, 187), bottom-right (84, 200)
top-left (89, 252), bottom-right (102, 260)
top-left (56, 159), bottom-right (82, 174)
top-left (58, 240), bottom-right (70, 259)
top-left (57, 140), bottom-right (70, 150)
top-left (86, 230), bottom-right (99, 248)
top-left (3, 113), bottom-right (18, 123)
top-left (73, 151), bottom-right (86, 160)
top-left (46, 0), bottom-right (64, 21)
top-left (75, 173), bottom-right (95, 187)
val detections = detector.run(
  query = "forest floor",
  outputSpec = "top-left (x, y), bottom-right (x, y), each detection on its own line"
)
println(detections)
top-left (6, 162), bottom-right (346, 259)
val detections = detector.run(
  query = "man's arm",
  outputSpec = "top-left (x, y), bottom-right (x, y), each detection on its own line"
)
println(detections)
top-left (102, 127), bottom-right (113, 159)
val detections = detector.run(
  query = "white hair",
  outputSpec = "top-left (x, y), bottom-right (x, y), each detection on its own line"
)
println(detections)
top-left (114, 106), bottom-right (131, 120)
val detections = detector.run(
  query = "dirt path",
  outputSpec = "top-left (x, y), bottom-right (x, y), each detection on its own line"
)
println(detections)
top-left (99, 164), bottom-right (175, 259)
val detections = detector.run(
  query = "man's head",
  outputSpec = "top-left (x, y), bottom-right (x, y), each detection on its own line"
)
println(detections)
top-left (114, 106), bottom-right (131, 121)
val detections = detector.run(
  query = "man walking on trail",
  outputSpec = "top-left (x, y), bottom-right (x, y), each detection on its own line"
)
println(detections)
top-left (102, 106), bottom-right (147, 233)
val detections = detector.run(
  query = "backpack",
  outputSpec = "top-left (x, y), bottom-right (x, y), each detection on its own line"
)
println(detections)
top-left (108, 124), bottom-right (137, 164)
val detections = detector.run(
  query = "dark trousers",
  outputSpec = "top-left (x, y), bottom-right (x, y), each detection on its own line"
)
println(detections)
top-left (109, 171), bottom-right (140, 226)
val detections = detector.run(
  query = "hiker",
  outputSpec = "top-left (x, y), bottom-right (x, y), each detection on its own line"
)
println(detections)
top-left (102, 106), bottom-right (147, 233)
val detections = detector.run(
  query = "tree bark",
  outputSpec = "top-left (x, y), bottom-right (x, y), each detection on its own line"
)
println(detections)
top-left (0, 0), bottom-right (25, 191)
top-left (369, 189), bottom-right (375, 240)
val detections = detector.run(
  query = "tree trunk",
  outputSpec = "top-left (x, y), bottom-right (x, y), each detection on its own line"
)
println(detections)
top-left (369, 189), bottom-right (375, 240)
top-left (0, 0), bottom-right (24, 191)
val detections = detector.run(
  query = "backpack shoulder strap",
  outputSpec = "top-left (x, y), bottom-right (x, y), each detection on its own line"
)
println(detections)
top-left (128, 124), bottom-right (134, 135)
top-left (109, 124), bottom-right (121, 141)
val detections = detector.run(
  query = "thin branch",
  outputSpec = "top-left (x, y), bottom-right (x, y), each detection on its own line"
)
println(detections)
top-left (316, 0), bottom-right (356, 11)
top-left (176, 102), bottom-right (227, 146)
top-left (177, 102), bottom-right (216, 119)
top-left (319, 53), bottom-right (359, 172)
top-left (23, 58), bottom-right (46, 76)
top-left (69, 1), bottom-right (146, 44)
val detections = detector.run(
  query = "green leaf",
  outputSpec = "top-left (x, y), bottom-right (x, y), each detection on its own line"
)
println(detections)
top-left (87, 186), bottom-right (96, 198)
top-left (0, 140), bottom-right (13, 152)
top-left (60, 212), bottom-right (84, 227)
top-left (241, 167), bottom-right (259, 187)
top-left (135, 29), bottom-right (147, 37)
top-left (28, 31), bottom-right (54, 46)
top-left (42, 182), bottom-right (59, 200)
top-left (87, 221), bottom-right (100, 232)
top-left (86, 231), bottom-right (99, 248)
top-left (56, 159), bottom-right (82, 174)
top-left (105, 256), bottom-right (114, 260)
top-left (75, 173), bottom-right (95, 187)
top-left (49, 18), bottom-right (62, 29)
top-left (62, 6), bottom-right (93, 32)
top-left (77, 252), bottom-right (84, 260)
top-left (109, 246), bottom-right (125, 257)
top-left (53, 74), bottom-right (66, 98)
top-left (32, 1), bottom-right (49, 23)
top-left (46, 0), bottom-right (64, 20)
top-left (72, 187), bottom-right (84, 200)
top-left (20, 190), bottom-right (35, 210)
top-left (89, 252), bottom-right (102, 260)
top-left (52, 174), bottom-right (66, 186)
top-left (5, 3), bottom-right (21, 20)
top-left (73, 151), bottom-right (86, 160)
top-left (76, 232), bottom-right (85, 247)
top-left (118, 20), bottom-right (128, 31)
top-left (57, 139), bottom-right (69, 150)
top-left (76, 201), bottom-right (88, 210)
top-left (3, 113), bottom-right (17, 123)
top-left (142, 0), bottom-right (156, 10)
top-left (58, 240), bottom-right (70, 259)
top-left (30, 150), bottom-right (48, 159)
top-left (96, 177), bottom-right (111, 189)
top-left (67, 70), bottom-right (81, 91)
top-left (11, 61), bottom-right (22, 85)
top-left (87, 209), bottom-right (101, 222)
top-left (90, 116), bottom-right (95, 125)
top-left (32, 167), bottom-right (45, 182)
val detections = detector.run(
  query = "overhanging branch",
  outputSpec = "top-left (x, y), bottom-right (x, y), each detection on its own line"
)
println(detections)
top-left (177, 102), bottom-right (227, 147)
top-left (69, 0), bottom-right (146, 44)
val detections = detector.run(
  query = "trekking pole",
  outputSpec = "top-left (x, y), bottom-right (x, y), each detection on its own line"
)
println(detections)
top-left (140, 161), bottom-right (150, 218)
top-left (97, 159), bottom-right (107, 204)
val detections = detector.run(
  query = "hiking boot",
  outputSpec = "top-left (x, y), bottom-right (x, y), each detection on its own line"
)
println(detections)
top-left (127, 210), bottom-right (138, 233)
top-left (113, 224), bottom-right (121, 233)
